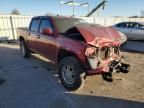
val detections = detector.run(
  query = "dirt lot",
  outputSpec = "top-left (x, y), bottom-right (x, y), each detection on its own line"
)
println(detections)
top-left (0, 42), bottom-right (144, 108)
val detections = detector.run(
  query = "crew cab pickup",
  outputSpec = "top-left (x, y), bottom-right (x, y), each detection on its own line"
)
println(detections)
top-left (17, 16), bottom-right (130, 91)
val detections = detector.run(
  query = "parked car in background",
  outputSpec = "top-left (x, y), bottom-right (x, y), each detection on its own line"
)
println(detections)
top-left (17, 16), bottom-right (130, 91)
top-left (113, 22), bottom-right (144, 40)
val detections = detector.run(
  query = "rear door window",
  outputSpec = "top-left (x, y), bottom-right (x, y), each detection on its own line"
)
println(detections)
top-left (30, 19), bottom-right (40, 32)
top-left (129, 23), bottom-right (143, 29)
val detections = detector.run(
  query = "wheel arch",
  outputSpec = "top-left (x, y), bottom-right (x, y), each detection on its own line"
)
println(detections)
top-left (57, 49), bottom-right (86, 68)
top-left (19, 36), bottom-right (29, 49)
top-left (58, 49), bottom-right (79, 63)
top-left (19, 36), bottom-right (25, 42)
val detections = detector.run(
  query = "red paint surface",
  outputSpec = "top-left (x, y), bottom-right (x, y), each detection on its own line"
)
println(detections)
top-left (77, 26), bottom-right (121, 47)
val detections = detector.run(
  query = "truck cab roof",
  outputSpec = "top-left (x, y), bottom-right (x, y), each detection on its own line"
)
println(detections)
top-left (32, 15), bottom-right (80, 20)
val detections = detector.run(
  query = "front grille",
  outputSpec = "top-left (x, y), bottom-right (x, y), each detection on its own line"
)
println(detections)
top-left (87, 46), bottom-right (120, 70)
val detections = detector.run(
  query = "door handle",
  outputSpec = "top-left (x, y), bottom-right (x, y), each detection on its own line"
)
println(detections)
top-left (36, 35), bottom-right (40, 38)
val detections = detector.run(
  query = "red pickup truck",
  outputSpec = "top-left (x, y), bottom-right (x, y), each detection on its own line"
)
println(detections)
top-left (17, 16), bottom-right (130, 91)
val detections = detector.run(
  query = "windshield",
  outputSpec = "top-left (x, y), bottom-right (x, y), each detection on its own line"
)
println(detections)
top-left (53, 17), bottom-right (88, 33)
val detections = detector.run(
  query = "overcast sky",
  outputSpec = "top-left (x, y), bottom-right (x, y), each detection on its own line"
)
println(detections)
top-left (0, 0), bottom-right (143, 17)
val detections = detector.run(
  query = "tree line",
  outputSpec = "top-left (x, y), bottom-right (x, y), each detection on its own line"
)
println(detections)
top-left (10, 8), bottom-right (56, 16)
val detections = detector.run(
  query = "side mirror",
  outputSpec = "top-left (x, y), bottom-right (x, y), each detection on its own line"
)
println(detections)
top-left (42, 28), bottom-right (53, 35)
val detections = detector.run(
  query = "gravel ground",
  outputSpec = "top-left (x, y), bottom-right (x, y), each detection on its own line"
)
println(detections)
top-left (0, 42), bottom-right (144, 108)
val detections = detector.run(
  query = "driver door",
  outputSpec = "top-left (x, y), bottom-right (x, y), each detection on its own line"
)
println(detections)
top-left (36, 18), bottom-right (57, 61)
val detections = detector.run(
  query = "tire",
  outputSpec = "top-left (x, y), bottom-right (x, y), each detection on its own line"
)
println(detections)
top-left (102, 72), bottom-right (113, 82)
top-left (58, 56), bottom-right (85, 91)
top-left (120, 56), bottom-right (130, 73)
top-left (20, 41), bottom-right (30, 58)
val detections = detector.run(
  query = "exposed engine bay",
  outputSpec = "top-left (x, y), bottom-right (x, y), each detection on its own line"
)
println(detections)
top-left (85, 45), bottom-right (130, 81)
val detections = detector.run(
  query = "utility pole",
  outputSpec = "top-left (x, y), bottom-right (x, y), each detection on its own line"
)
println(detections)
top-left (60, 0), bottom-right (90, 16)
top-left (72, 0), bottom-right (74, 16)
top-left (60, 0), bottom-right (76, 16)
top-left (80, 3), bottom-right (90, 14)
top-left (60, 3), bottom-right (62, 15)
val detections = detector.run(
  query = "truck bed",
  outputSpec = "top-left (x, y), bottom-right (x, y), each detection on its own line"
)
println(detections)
top-left (17, 27), bottom-right (28, 39)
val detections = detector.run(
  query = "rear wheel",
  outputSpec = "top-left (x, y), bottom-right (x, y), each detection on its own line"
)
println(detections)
top-left (58, 57), bottom-right (85, 91)
top-left (20, 41), bottom-right (30, 58)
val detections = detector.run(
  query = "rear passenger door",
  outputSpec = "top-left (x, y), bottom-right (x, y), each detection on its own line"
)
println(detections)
top-left (129, 23), bottom-right (144, 40)
top-left (28, 18), bottom-right (40, 52)
top-left (137, 24), bottom-right (144, 40)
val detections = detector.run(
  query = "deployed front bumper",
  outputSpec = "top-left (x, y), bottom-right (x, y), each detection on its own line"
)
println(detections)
top-left (87, 57), bottom-right (130, 76)
top-left (85, 46), bottom-right (130, 75)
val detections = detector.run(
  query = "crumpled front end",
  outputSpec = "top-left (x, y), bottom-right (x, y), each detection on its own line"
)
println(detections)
top-left (76, 26), bottom-right (130, 75)
top-left (85, 45), bottom-right (124, 75)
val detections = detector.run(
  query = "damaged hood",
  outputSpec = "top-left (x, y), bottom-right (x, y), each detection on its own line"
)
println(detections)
top-left (76, 25), bottom-right (122, 47)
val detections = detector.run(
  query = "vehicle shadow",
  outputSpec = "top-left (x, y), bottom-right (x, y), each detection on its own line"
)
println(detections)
top-left (30, 54), bottom-right (59, 80)
top-left (63, 93), bottom-right (144, 108)
top-left (0, 79), bottom-right (6, 85)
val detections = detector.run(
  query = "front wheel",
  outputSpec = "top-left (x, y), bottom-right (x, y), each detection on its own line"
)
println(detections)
top-left (20, 41), bottom-right (30, 58)
top-left (102, 72), bottom-right (113, 82)
top-left (58, 57), bottom-right (85, 91)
